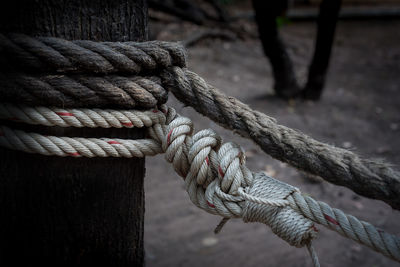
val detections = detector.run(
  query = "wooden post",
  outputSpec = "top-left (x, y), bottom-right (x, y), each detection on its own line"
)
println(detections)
top-left (0, 1), bottom-right (148, 266)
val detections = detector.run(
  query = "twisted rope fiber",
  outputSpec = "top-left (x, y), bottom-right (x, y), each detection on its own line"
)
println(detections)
top-left (287, 192), bottom-right (400, 260)
top-left (161, 67), bottom-right (400, 210)
top-left (0, 105), bottom-right (399, 264)
top-left (0, 125), bottom-right (162, 158)
top-left (0, 32), bottom-right (187, 109)
top-left (2, 34), bottom-right (399, 210)
top-left (1, 34), bottom-right (399, 263)
top-left (0, 73), bottom-right (168, 108)
top-left (0, 34), bottom-right (186, 74)
top-left (0, 103), bottom-right (167, 128)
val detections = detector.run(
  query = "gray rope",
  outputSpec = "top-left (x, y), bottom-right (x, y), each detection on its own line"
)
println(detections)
top-left (162, 67), bottom-right (400, 210)
top-left (1, 33), bottom-right (399, 211)
top-left (0, 73), bottom-right (167, 108)
top-left (1, 105), bottom-right (399, 264)
top-left (288, 192), bottom-right (400, 261)
top-left (0, 33), bottom-right (186, 74)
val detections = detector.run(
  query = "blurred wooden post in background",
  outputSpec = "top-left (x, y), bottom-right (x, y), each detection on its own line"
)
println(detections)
top-left (0, 1), bottom-right (148, 266)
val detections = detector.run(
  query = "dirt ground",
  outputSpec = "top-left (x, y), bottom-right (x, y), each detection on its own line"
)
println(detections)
top-left (144, 13), bottom-right (400, 267)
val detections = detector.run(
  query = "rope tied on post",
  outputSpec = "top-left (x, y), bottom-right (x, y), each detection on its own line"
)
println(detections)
top-left (1, 33), bottom-right (399, 210)
top-left (1, 104), bottom-right (400, 265)
top-left (1, 33), bottom-right (400, 265)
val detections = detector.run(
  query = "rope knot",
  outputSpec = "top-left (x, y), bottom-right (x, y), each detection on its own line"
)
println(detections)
top-left (217, 143), bottom-right (247, 194)
top-left (188, 129), bottom-right (221, 187)
top-left (242, 172), bottom-right (317, 248)
top-left (201, 143), bottom-right (252, 218)
top-left (162, 116), bottom-right (193, 177)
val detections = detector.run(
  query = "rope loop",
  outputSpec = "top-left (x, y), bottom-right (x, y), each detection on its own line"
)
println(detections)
top-left (2, 104), bottom-right (400, 264)
top-left (188, 129), bottom-right (221, 186)
top-left (1, 33), bottom-right (400, 266)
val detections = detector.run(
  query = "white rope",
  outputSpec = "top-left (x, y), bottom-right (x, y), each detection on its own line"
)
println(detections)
top-left (288, 192), bottom-right (400, 260)
top-left (0, 126), bottom-right (161, 157)
top-left (307, 242), bottom-right (321, 267)
top-left (1, 103), bottom-right (399, 264)
top-left (0, 103), bottom-right (166, 128)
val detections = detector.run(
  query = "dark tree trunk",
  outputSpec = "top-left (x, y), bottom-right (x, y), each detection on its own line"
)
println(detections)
top-left (303, 0), bottom-right (342, 100)
top-left (252, 0), bottom-right (301, 99)
top-left (149, 0), bottom-right (206, 25)
top-left (0, 1), bottom-right (147, 266)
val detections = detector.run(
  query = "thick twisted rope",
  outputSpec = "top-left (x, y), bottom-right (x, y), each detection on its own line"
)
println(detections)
top-left (0, 33), bottom-right (184, 108)
top-left (287, 192), bottom-right (400, 261)
top-left (3, 65), bottom-right (396, 209)
top-left (1, 33), bottom-right (399, 264)
top-left (0, 104), bottom-right (399, 264)
top-left (0, 73), bottom-right (167, 108)
top-left (0, 103), bottom-right (166, 128)
top-left (1, 34), bottom-right (399, 211)
top-left (0, 34), bottom-right (186, 74)
top-left (162, 67), bottom-right (400, 210)
top-left (0, 125), bottom-right (162, 158)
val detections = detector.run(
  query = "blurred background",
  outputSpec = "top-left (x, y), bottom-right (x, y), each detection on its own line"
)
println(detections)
top-left (144, 0), bottom-right (400, 266)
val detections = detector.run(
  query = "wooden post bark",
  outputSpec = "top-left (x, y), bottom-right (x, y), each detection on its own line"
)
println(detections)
top-left (0, 1), bottom-right (148, 266)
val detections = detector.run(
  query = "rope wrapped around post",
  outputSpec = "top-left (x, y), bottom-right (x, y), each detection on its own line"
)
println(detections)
top-left (1, 104), bottom-right (399, 265)
top-left (1, 34), bottom-right (399, 209)
top-left (0, 33), bottom-right (186, 74)
top-left (0, 73), bottom-right (168, 108)
top-left (1, 33), bottom-right (399, 265)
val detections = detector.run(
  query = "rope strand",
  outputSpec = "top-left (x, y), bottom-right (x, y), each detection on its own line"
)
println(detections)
top-left (1, 104), bottom-right (398, 263)
top-left (0, 33), bottom-right (186, 74)
top-left (0, 73), bottom-right (167, 108)
top-left (1, 34), bottom-right (399, 264)
top-left (0, 103), bottom-right (166, 128)
top-left (162, 67), bottom-right (400, 210)
top-left (1, 35), bottom-right (399, 210)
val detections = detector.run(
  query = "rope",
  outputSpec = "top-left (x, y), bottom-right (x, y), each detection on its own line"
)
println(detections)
top-left (0, 125), bottom-right (161, 158)
top-left (0, 33), bottom-right (186, 74)
top-left (162, 67), bottom-right (400, 210)
top-left (0, 103), bottom-right (166, 128)
top-left (0, 103), bottom-right (166, 157)
top-left (288, 192), bottom-right (400, 261)
top-left (0, 73), bottom-right (167, 108)
top-left (1, 104), bottom-right (399, 264)
top-left (307, 242), bottom-right (321, 267)
top-left (1, 34), bottom-right (400, 211)
top-left (1, 33), bottom-right (399, 264)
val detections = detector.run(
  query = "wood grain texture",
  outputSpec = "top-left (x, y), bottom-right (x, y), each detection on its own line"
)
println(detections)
top-left (0, 0), bottom-right (148, 266)
top-left (0, 0), bottom-right (148, 41)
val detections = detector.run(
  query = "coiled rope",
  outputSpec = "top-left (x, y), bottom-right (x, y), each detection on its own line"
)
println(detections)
top-left (1, 104), bottom-right (399, 265)
top-left (0, 73), bottom-right (167, 108)
top-left (1, 34), bottom-right (399, 210)
top-left (1, 33), bottom-right (399, 265)
top-left (0, 33), bottom-right (186, 74)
